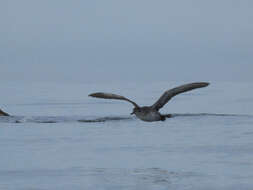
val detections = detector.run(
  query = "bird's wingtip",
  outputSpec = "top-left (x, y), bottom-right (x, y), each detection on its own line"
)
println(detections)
top-left (197, 82), bottom-right (210, 87)
top-left (205, 82), bottom-right (210, 86)
top-left (88, 93), bottom-right (96, 97)
top-left (89, 92), bottom-right (104, 98)
top-left (0, 109), bottom-right (10, 116)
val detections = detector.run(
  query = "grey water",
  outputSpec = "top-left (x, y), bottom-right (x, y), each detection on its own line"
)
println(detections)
top-left (1, 82), bottom-right (253, 190)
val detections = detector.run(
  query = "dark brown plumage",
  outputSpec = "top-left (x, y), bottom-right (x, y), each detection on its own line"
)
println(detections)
top-left (89, 82), bottom-right (209, 122)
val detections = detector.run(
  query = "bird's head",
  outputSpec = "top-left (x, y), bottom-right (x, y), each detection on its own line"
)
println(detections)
top-left (131, 107), bottom-right (140, 115)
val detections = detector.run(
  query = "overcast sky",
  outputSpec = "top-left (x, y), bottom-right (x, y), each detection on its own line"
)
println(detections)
top-left (1, 0), bottom-right (253, 83)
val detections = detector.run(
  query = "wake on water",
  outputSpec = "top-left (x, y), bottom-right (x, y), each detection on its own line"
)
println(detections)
top-left (0, 113), bottom-right (252, 124)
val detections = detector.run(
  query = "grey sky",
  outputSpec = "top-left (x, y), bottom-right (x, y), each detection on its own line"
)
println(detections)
top-left (1, 0), bottom-right (253, 83)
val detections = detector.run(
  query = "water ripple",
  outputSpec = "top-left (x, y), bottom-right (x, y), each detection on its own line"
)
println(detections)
top-left (0, 113), bottom-right (252, 124)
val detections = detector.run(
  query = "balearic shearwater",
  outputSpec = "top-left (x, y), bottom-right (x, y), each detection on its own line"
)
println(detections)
top-left (89, 82), bottom-right (209, 122)
top-left (0, 108), bottom-right (9, 116)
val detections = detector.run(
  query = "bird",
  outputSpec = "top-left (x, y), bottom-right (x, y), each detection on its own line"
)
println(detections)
top-left (0, 108), bottom-right (9, 116)
top-left (89, 82), bottom-right (209, 122)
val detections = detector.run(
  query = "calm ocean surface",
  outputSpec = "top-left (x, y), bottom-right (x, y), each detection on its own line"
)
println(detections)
top-left (1, 82), bottom-right (253, 190)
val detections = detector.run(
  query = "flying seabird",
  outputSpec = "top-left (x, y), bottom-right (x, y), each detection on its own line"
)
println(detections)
top-left (0, 108), bottom-right (9, 116)
top-left (89, 82), bottom-right (209, 122)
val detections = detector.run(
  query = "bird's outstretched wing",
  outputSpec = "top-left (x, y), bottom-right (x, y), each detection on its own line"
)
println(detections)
top-left (151, 82), bottom-right (209, 111)
top-left (89, 92), bottom-right (139, 108)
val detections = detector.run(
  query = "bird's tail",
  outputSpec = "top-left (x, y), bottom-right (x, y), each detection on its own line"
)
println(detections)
top-left (161, 114), bottom-right (172, 121)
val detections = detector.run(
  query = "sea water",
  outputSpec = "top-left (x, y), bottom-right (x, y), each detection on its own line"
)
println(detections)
top-left (0, 81), bottom-right (253, 190)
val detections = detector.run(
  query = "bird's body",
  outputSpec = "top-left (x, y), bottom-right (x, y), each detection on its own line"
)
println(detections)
top-left (89, 82), bottom-right (209, 122)
top-left (133, 106), bottom-right (162, 122)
